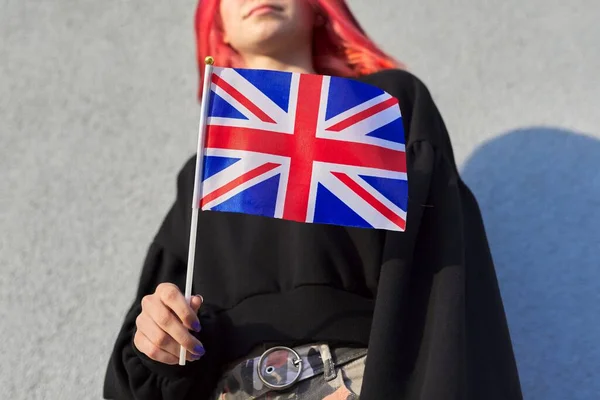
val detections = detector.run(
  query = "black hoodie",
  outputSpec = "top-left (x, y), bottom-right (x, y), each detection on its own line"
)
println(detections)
top-left (103, 69), bottom-right (523, 400)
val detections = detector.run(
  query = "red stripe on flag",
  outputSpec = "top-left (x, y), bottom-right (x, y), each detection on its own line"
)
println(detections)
top-left (326, 97), bottom-right (398, 132)
top-left (212, 74), bottom-right (276, 124)
top-left (201, 162), bottom-right (280, 207)
top-left (206, 125), bottom-right (407, 173)
top-left (282, 74), bottom-right (323, 222)
top-left (331, 172), bottom-right (406, 231)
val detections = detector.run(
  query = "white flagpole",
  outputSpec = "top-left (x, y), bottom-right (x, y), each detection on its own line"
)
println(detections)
top-left (179, 56), bottom-right (215, 366)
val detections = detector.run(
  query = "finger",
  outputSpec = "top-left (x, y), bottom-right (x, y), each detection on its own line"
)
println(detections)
top-left (137, 314), bottom-right (204, 362)
top-left (190, 295), bottom-right (203, 313)
top-left (146, 296), bottom-right (205, 356)
top-left (136, 312), bottom-right (180, 357)
top-left (157, 284), bottom-right (200, 332)
top-left (133, 330), bottom-right (179, 365)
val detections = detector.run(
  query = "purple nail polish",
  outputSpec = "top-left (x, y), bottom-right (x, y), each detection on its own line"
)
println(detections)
top-left (192, 321), bottom-right (201, 332)
top-left (194, 345), bottom-right (205, 356)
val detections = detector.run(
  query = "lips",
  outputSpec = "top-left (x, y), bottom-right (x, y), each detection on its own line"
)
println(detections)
top-left (244, 3), bottom-right (283, 18)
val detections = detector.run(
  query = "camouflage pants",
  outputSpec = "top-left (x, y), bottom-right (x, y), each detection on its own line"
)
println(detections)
top-left (211, 344), bottom-right (367, 399)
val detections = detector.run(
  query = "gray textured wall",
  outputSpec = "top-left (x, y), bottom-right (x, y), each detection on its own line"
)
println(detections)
top-left (1, 1), bottom-right (599, 399)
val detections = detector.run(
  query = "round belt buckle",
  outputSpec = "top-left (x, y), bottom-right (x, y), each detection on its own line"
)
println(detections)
top-left (257, 346), bottom-right (303, 391)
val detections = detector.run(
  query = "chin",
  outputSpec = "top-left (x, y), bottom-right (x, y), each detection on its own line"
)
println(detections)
top-left (247, 26), bottom-right (295, 50)
top-left (253, 19), bottom-right (290, 37)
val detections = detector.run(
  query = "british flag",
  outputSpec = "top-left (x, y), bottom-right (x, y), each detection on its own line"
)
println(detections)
top-left (199, 67), bottom-right (408, 231)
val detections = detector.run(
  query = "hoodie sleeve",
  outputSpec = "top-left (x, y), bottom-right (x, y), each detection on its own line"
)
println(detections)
top-left (103, 159), bottom-right (221, 400)
top-left (358, 70), bottom-right (523, 400)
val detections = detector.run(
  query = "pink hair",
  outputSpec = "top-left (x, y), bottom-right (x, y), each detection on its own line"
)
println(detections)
top-left (194, 0), bottom-right (403, 97)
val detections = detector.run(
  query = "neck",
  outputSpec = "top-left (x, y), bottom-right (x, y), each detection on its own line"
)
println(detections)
top-left (241, 48), bottom-right (315, 74)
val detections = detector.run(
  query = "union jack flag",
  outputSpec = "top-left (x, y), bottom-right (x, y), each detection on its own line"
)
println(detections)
top-left (199, 67), bottom-right (408, 231)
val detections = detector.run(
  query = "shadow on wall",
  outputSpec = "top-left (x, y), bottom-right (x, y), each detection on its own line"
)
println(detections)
top-left (461, 127), bottom-right (600, 400)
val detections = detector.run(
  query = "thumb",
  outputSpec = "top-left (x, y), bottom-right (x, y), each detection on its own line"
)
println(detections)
top-left (190, 295), bottom-right (203, 313)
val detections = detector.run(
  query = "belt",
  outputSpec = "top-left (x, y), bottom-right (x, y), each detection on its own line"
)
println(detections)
top-left (221, 344), bottom-right (367, 395)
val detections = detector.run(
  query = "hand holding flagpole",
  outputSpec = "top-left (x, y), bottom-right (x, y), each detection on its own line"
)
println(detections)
top-left (179, 56), bottom-right (215, 366)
